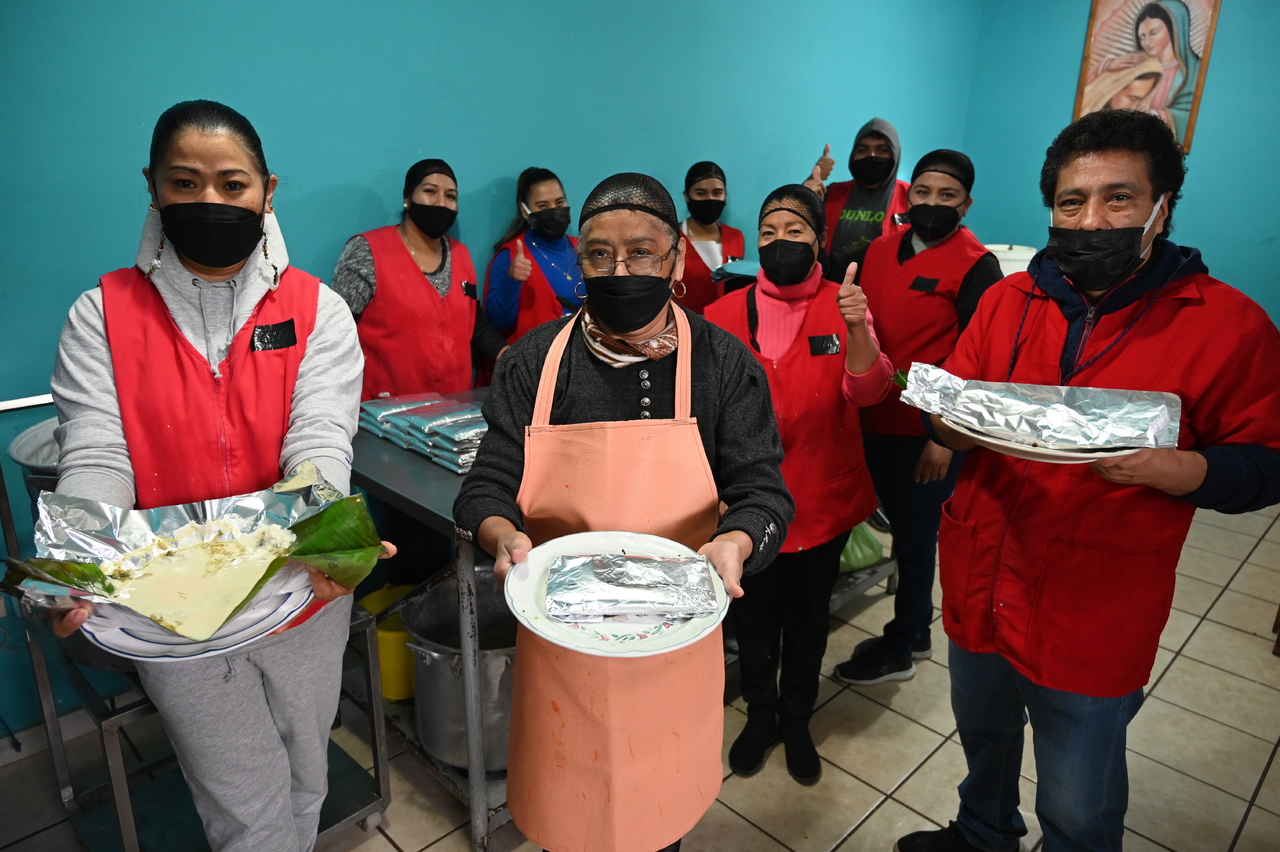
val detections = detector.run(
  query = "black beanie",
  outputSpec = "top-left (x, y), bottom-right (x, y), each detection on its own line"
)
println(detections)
top-left (910, 150), bottom-right (975, 195)
top-left (403, 159), bottom-right (457, 198)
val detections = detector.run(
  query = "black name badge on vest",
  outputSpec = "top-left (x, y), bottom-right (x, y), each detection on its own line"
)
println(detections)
top-left (909, 276), bottom-right (940, 293)
top-left (809, 334), bottom-right (842, 356)
top-left (251, 319), bottom-right (298, 351)
top-left (462, 281), bottom-right (478, 300)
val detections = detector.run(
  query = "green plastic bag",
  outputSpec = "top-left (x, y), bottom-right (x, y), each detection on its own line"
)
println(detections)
top-left (839, 522), bottom-right (884, 572)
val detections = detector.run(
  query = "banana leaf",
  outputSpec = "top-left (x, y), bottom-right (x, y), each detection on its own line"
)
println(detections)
top-left (4, 556), bottom-right (116, 597)
top-left (229, 494), bottom-right (383, 619)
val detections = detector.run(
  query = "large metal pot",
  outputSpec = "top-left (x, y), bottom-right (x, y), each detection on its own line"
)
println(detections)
top-left (400, 564), bottom-right (517, 771)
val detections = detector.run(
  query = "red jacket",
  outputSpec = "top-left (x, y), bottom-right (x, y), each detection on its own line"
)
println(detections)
top-left (706, 282), bottom-right (878, 550)
top-left (101, 265), bottom-right (319, 510)
top-left (860, 226), bottom-right (993, 435)
top-left (939, 268), bottom-right (1280, 697)
top-left (356, 226), bottom-right (477, 400)
top-left (488, 235), bottom-right (579, 343)
top-left (677, 224), bottom-right (745, 315)
top-left (822, 179), bottom-right (911, 253)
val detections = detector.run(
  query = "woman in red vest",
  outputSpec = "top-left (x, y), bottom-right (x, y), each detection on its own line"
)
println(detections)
top-left (705, 184), bottom-right (892, 785)
top-left (832, 150), bottom-right (1004, 687)
top-left (675, 161), bottom-right (745, 314)
top-left (333, 158), bottom-right (507, 399)
top-left (485, 167), bottom-right (584, 341)
top-left (49, 100), bottom-right (392, 852)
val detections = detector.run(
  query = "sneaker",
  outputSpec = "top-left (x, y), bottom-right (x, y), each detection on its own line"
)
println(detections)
top-left (910, 631), bottom-right (933, 660)
top-left (833, 636), bottom-right (916, 685)
top-left (728, 716), bottom-right (779, 777)
top-left (779, 721), bottom-right (822, 785)
top-left (894, 822), bottom-right (984, 852)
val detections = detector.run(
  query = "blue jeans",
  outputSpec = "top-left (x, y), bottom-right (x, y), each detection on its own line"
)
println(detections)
top-left (949, 642), bottom-right (1144, 852)
top-left (862, 432), bottom-right (964, 657)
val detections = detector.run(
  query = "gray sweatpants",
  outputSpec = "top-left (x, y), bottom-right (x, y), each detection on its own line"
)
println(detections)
top-left (134, 595), bottom-right (353, 852)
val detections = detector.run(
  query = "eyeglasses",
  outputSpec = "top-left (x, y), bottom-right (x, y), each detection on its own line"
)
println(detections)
top-left (578, 246), bottom-right (676, 277)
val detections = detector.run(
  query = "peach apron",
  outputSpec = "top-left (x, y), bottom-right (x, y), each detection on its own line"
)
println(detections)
top-left (509, 307), bottom-right (724, 852)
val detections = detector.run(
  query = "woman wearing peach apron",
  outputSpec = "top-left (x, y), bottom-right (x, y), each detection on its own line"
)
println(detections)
top-left (454, 174), bottom-right (794, 852)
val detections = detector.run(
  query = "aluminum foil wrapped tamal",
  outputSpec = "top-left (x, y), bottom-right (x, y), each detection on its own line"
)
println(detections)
top-left (545, 553), bottom-right (719, 622)
top-left (900, 363), bottom-right (1180, 450)
top-left (5, 462), bottom-right (383, 643)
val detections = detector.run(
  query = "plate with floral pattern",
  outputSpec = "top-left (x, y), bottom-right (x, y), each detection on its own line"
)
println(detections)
top-left (504, 531), bottom-right (730, 658)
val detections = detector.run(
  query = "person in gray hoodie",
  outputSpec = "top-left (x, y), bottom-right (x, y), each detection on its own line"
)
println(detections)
top-left (49, 99), bottom-right (386, 852)
top-left (803, 117), bottom-right (912, 276)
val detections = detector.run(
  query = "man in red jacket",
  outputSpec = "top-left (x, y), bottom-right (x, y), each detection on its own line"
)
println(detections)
top-left (895, 109), bottom-right (1280, 852)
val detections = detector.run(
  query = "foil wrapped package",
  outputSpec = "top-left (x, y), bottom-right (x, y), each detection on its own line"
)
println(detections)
top-left (545, 553), bottom-right (718, 622)
top-left (901, 363), bottom-right (1180, 450)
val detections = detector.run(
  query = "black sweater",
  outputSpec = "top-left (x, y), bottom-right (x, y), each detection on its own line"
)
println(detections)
top-left (452, 311), bottom-right (796, 573)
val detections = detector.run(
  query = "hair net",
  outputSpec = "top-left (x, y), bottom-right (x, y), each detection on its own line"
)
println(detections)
top-left (579, 172), bottom-right (681, 238)
top-left (910, 149), bottom-right (975, 195)
top-left (403, 159), bottom-right (456, 198)
top-left (684, 161), bottom-right (726, 191)
top-left (758, 184), bottom-right (826, 238)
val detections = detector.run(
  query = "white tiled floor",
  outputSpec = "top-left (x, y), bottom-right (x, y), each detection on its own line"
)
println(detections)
top-left (4, 506), bottom-right (1278, 851)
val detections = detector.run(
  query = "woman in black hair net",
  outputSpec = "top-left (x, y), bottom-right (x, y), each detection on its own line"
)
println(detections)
top-left (454, 173), bottom-right (793, 852)
top-left (832, 149), bottom-right (1004, 687)
top-left (707, 183), bottom-right (892, 786)
top-left (331, 157), bottom-right (507, 400)
top-left (675, 161), bottom-right (745, 313)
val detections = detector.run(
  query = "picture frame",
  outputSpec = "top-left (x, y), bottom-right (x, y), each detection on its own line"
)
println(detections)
top-left (1072, 0), bottom-right (1222, 151)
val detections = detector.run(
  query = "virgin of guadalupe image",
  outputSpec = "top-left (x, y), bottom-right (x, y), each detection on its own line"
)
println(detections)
top-left (1081, 0), bottom-right (1208, 143)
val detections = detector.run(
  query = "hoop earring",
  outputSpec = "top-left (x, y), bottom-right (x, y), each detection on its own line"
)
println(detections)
top-left (575, 282), bottom-right (587, 301)
top-left (672, 280), bottom-right (687, 299)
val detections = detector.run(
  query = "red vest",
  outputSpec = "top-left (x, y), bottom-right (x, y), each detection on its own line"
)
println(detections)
top-left (940, 270), bottom-right (1280, 697)
top-left (706, 283), bottom-right (878, 551)
top-left (356, 226), bottom-right (477, 400)
top-left (822, 179), bottom-right (910, 252)
top-left (488, 235), bottom-right (580, 343)
top-left (100, 265), bottom-right (319, 510)
top-left (860, 227), bottom-right (993, 435)
top-left (676, 224), bottom-right (746, 315)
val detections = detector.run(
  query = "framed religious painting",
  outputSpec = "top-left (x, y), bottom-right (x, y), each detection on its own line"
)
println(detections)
top-left (1073, 0), bottom-right (1222, 150)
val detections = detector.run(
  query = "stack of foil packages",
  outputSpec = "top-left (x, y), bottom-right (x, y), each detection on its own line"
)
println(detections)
top-left (545, 553), bottom-right (718, 623)
top-left (901, 363), bottom-right (1180, 450)
top-left (359, 394), bottom-right (487, 474)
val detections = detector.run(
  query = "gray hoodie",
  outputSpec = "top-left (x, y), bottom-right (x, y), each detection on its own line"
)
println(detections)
top-left (52, 211), bottom-right (363, 507)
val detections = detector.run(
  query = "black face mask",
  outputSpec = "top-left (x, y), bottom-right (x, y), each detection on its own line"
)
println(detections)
top-left (406, 202), bottom-right (457, 239)
top-left (159, 202), bottom-right (264, 268)
top-left (686, 198), bottom-right (726, 226)
top-left (584, 274), bottom-right (671, 334)
top-left (758, 238), bottom-right (817, 287)
top-left (849, 155), bottom-right (895, 187)
top-left (1046, 193), bottom-right (1166, 293)
top-left (1045, 227), bottom-right (1148, 294)
top-left (907, 203), bottom-right (962, 243)
top-left (526, 206), bottom-right (572, 241)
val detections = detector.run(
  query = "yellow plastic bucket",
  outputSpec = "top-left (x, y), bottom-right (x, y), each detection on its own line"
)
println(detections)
top-left (358, 584), bottom-right (417, 701)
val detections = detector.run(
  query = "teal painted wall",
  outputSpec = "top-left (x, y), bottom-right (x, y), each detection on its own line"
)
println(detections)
top-left (0, 0), bottom-right (984, 731)
top-left (962, 0), bottom-right (1280, 320)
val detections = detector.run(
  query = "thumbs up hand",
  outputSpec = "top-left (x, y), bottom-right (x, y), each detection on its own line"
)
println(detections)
top-left (837, 262), bottom-right (867, 329)
top-left (509, 236), bottom-right (532, 282)
top-left (803, 163), bottom-right (827, 199)
top-left (816, 143), bottom-right (835, 180)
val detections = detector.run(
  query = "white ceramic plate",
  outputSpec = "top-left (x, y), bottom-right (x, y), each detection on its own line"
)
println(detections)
top-left (944, 418), bottom-right (1143, 464)
top-left (79, 569), bottom-right (314, 661)
top-left (504, 531), bottom-right (730, 658)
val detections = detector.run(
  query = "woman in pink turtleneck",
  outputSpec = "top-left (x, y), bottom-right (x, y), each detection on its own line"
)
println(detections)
top-left (705, 184), bottom-right (891, 786)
